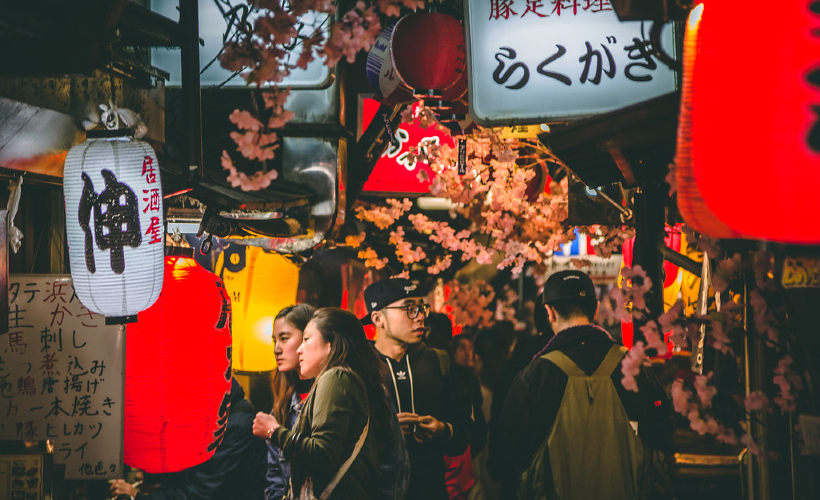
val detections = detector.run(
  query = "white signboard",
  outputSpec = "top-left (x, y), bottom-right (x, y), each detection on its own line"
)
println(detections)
top-left (465, 0), bottom-right (677, 124)
top-left (0, 276), bottom-right (124, 479)
top-left (547, 255), bottom-right (623, 285)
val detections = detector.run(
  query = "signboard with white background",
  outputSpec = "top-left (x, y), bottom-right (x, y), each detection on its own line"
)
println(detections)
top-left (465, 0), bottom-right (677, 124)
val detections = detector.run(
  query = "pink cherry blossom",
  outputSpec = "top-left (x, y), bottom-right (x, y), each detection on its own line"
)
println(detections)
top-left (745, 391), bottom-right (770, 412)
top-left (713, 253), bottom-right (742, 293)
top-left (640, 320), bottom-right (668, 356)
top-left (658, 299), bottom-right (687, 347)
top-left (741, 433), bottom-right (761, 456)
top-left (621, 342), bottom-right (650, 393)
top-left (694, 372), bottom-right (717, 408)
top-left (345, 232), bottom-right (366, 248)
top-left (357, 248), bottom-right (389, 269)
top-left (229, 110), bottom-right (263, 131)
top-left (671, 379), bottom-right (693, 415)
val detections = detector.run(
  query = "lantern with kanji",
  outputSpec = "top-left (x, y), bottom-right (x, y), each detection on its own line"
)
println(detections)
top-left (63, 131), bottom-right (164, 319)
top-left (124, 247), bottom-right (233, 473)
top-left (675, 2), bottom-right (820, 243)
top-left (216, 244), bottom-right (300, 372)
top-left (390, 11), bottom-right (466, 99)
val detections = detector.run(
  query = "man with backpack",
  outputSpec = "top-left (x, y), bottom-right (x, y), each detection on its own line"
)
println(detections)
top-left (490, 270), bottom-right (673, 500)
top-left (364, 278), bottom-right (473, 500)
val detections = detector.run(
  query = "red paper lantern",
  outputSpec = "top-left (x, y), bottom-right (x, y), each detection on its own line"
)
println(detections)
top-left (675, 2), bottom-right (820, 243)
top-left (391, 12), bottom-right (466, 99)
top-left (124, 248), bottom-right (233, 473)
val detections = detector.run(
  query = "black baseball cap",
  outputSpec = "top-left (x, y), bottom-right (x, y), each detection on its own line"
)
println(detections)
top-left (360, 278), bottom-right (424, 325)
top-left (542, 270), bottom-right (596, 304)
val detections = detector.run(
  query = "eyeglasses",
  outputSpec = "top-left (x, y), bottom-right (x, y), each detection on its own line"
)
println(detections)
top-left (381, 303), bottom-right (431, 320)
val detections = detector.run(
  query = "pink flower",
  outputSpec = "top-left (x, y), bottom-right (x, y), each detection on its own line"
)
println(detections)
top-left (621, 342), bottom-right (649, 393)
top-left (345, 232), bottom-right (366, 248)
top-left (640, 320), bottom-right (668, 356)
top-left (741, 433), bottom-right (761, 456)
top-left (688, 409), bottom-right (708, 435)
top-left (745, 391), bottom-right (770, 412)
top-left (716, 427), bottom-right (738, 445)
top-left (713, 253), bottom-right (742, 293)
top-left (229, 109), bottom-right (263, 131)
top-left (694, 372), bottom-right (717, 408)
top-left (671, 379), bottom-right (692, 415)
top-left (358, 248), bottom-right (389, 269)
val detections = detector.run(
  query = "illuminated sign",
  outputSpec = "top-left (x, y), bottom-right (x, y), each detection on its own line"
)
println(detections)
top-left (464, 0), bottom-right (677, 124)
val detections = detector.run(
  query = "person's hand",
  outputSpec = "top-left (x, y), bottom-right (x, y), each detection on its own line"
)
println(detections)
top-left (109, 479), bottom-right (136, 498)
top-left (253, 412), bottom-right (280, 439)
top-left (414, 415), bottom-right (448, 442)
top-left (396, 412), bottom-right (420, 436)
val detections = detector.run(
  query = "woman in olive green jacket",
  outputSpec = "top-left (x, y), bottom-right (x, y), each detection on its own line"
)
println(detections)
top-left (262, 307), bottom-right (394, 500)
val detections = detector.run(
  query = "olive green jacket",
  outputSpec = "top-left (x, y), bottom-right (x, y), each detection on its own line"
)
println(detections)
top-left (270, 367), bottom-right (379, 500)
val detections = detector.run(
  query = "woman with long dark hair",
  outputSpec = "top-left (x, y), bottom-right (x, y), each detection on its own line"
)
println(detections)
top-left (253, 304), bottom-right (315, 500)
top-left (253, 307), bottom-right (395, 499)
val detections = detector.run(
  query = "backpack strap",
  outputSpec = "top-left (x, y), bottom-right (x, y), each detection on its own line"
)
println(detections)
top-left (541, 350), bottom-right (587, 377)
top-left (542, 345), bottom-right (628, 378)
top-left (592, 345), bottom-right (629, 378)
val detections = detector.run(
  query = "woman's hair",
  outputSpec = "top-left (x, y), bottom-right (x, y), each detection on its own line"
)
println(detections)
top-left (270, 304), bottom-right (315, 424)
top-left (308, 307), bottom-right (392, 448)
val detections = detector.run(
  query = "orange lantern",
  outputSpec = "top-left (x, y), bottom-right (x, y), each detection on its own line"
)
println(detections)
top-left (676, 2), bottom-right (820, 243)
top-left (124, 248), bottom-right (233, 473)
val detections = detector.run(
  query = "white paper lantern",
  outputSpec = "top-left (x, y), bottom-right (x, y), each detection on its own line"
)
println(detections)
top-left (63, 134), bottom-right (164, 318)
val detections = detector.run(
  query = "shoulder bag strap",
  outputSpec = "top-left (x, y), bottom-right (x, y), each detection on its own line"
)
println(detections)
top-left (317, 418), bottom-right (369, 500)
top-left (316, 368), bottom-right (370, 500)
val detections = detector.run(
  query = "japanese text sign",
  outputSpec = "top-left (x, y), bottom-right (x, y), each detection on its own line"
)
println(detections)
top-left (464, 0), bottom-right (677, 124)
top-left (63, 136), bottom-right (164, 318)
top-left (0, 275), bottom-right (124, 479)
top-left (361, 99), bottom-right (453, 196)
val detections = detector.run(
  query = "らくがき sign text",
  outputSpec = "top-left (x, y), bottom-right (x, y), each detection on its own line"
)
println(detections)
top-left (464, 0), bottom-right (677, 124)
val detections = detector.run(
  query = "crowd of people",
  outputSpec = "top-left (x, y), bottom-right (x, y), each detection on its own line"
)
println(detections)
top-left (111, 271), bottom-right (673, 500)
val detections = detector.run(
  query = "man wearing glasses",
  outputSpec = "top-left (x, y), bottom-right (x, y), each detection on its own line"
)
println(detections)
top-left (362, 278), bottom-right (473, 500)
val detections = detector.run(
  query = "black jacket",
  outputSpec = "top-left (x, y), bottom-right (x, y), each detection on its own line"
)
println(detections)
top-left (489, 324), bottom-right (673, 497)
top-left (141, 383), bottom-right (268, 500)
top-left (376, 343), bottom-right (473, 500)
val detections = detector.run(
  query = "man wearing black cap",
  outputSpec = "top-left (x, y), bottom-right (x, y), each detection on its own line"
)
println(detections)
top-left (363, 278), bottom-right (473, 500)
top-left (490, 270), bottom-right (673, 499)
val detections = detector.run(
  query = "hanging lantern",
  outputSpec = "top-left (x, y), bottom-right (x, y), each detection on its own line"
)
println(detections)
top-left (216, 244), bottom-right (300, 372)
top-left (366, 21), bottom-right (414, 105)
top-left (425, 70), bottom-right (469, 110)
top-left (390, 11), bottom-right (466, 99)
top-left (63, 131), bottom-right (164, 319)
top-left (124, 247), bottom-right (233, 473)
top-left (675, 2), bottom-right (820, 243)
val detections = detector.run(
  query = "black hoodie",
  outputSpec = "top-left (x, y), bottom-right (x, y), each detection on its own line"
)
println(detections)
top-left (488, 324), bottom-right (673, 498)
top-left (375, 342), bottom-right (473, 500)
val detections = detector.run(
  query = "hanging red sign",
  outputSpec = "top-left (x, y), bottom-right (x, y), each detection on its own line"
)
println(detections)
top-left (361, 98), bottom-right (454, 196)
